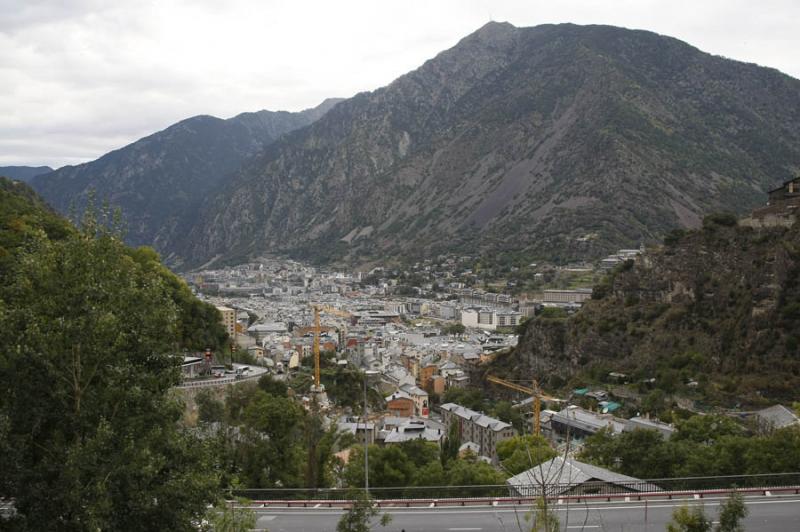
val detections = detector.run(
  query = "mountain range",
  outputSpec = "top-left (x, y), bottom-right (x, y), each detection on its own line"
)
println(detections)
top-left (31, 22), bottom-right (800, 269)
top-left (0, 166), bottom-right (54, 183)
top-left (30, 99), bottom-right (342, 250)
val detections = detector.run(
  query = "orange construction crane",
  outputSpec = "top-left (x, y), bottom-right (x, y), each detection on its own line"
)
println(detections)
top-left (486, 374), bottom-right (561, 436)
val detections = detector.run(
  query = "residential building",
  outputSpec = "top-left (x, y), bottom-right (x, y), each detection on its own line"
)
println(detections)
top-left (439, 403), bottom-right (516, 463)
top-left (506, 457), bottom-right (659, 497)
top-left (550, 405), bottom-right (626, 440)
top-left (385, 390), bottom-right (414, 418)
top-left (400, 383), bottom-right (430, 418)
top-left (384, 420), bottom-right (444, 445)
top-left (624, 416), bottom-right (676, 440)
top-left (216, 305), bottom-right (236, 338)
top-left (541, 289), bottom-right (593, 305)
top-left (461, 308), bottom-right (522, 331)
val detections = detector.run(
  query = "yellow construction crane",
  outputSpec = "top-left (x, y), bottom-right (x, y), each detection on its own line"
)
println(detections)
top-left (486, 374), bottom-right (561, 436)
top-left (308, 304), bottom-right (351, 391)
top-left (312, 305), bottom-right (322, 389)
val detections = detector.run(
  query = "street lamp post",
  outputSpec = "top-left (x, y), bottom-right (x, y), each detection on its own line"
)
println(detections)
top-left (363, 369), bottom-right (379, 498)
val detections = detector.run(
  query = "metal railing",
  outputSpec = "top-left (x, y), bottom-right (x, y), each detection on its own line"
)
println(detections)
top-left (230, 472), bottom-right (800, 503)
top-left (177, 372), bottom-right (262, 389)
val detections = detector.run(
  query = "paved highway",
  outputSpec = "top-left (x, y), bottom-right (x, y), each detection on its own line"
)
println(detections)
top-left (251, 494), bottom-right (800, 531)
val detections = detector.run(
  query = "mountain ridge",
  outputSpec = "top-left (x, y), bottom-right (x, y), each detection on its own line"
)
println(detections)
top-left (171, 22), bottom-right (800, 269)
top-left (30, 98), bottom-right (343, 251)
top-left (0, 166), bottom-right (54, 182)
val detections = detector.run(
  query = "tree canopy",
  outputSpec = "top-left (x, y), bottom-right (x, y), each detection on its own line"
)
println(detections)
top-left (0, 216), bottom-right (219, 530)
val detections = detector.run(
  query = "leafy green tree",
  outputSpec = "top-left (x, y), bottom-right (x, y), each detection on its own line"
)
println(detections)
top-left (497, 435), bottom-right (557, 476)
top-left (442, 387), bottom-right (485, 411)
top-left (667, 505), bottom-right (712, 532)
top-left (0, 225), bottom-right (219, 530)
top-left (127, 245), bottom-right (228, 351)
top-left (445, 457), bottom-right (506, 489)
top-left (196, 388), bottom-right (225, 423)
top-left (336, 492), bottom-right (392, 532)
top-left (442, 322), bottom-right (466, 335)
top-left (529, 496), bottom-right (560, 532)
top-left (673, 415), bottom-right (743, 445)
top-left (715, 491), bottom-right (747, 532)
top-left (491, 400), bottom-right (526, 433)
top-left (202, 500), bottom-right (257, 532)
top-left (258, 374), bottom-right (289, 397)
top-left (238, 390), bottom-right (306, 488)
top-left (441, 422), bottom-right (461, 465)
top-left (344, 445), bottom-right (417, 489)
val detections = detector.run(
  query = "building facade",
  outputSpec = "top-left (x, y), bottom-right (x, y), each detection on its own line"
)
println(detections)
top-left (216, 305), bottom-right (236, 339)
top-left (439, 403), bottom-right (516, 462)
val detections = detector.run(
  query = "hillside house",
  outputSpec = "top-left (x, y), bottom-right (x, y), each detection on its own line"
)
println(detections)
top-left (741, 176), bottom-right (800, 228)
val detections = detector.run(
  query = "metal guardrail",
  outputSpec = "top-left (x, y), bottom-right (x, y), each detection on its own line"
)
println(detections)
top-left (231, 472), bottom-right (800, 502)
top-left (177, 371), bottom-right (262, 389)
top-left (238, 485), bottom-right (800, 509)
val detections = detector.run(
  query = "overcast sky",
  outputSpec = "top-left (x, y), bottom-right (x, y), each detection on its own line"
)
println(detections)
top-left (2, 0), bottom-right (799, 168)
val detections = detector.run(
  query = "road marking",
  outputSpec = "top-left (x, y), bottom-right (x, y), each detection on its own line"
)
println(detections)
top-left (448, 528), bottom-right (482, 531)
top-left (567, 526), bottom-right (599, 529)
top-left (257, 516), bottom-right (276, 521)
top-left (253, 497), bottom-right (800, 516)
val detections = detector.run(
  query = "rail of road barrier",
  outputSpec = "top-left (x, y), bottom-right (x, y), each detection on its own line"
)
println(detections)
top-left (177, 372), bottom-right (262, 389)
top-left (239, 485), bottom-right (800, 509)
top-left (230, 472), bottom-right (800, 508)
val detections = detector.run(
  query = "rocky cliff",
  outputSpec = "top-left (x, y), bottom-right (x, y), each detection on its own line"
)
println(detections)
top-left (491, 216), bottom-right (800, 406)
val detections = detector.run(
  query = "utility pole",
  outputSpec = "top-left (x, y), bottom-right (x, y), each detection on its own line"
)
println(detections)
top-left (364, 373), bottom-right (369, 497)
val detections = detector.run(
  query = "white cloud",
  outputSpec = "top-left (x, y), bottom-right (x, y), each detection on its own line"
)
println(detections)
top-left (1, 0), bottom-right (799, 167)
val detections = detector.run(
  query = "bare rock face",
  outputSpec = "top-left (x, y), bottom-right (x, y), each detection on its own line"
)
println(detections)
top-left (29, 99), bottom-right (342, 252)
top-left (491, 221), bottom-right (800, 406)
top-left (172, 22), bottom-right (800, 269)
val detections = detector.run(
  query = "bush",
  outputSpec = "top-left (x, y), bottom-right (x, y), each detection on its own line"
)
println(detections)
top-left (703, 212), bottom-right (738, 229)
top-left (664, 228), bottom-right (687, 246)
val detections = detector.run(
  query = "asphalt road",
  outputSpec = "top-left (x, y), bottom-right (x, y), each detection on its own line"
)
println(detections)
top-left (252, 494), bottom-right (800, 532)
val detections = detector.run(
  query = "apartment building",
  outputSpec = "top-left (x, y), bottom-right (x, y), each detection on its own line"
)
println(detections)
top-left (439, 403), bottom-right (516, 462)
top-left (216, 305), bottom-right (236, 339)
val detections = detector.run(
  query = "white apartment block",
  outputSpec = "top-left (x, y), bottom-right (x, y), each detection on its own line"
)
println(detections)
top-left (461, 307), bottom-right (522, 331)
top-left (541, 289), bottom-right (593, 305)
